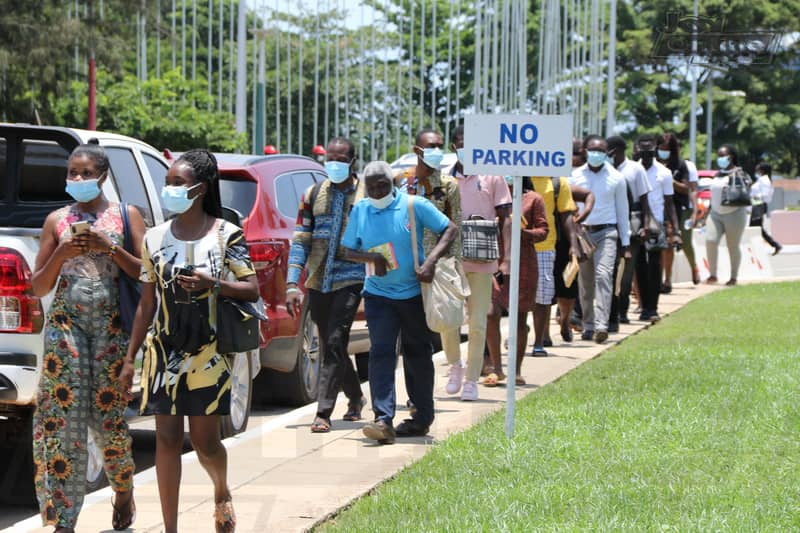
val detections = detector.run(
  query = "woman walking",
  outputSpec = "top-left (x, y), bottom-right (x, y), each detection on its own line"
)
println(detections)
top-left (119, 150), bottom-right (258, 533)
top-left (705, 144), bottom-right (752, 286)
top-left (750, 162), bottom-right (782, 255)
top-left (31, 143), bottom-right (144, 532)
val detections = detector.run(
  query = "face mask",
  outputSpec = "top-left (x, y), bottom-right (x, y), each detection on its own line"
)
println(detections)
top-left (65, 178), bottom-right (102, 203)
top-left (325, 161), bottom-right (351, 184)
top-left (717, 156), bottom-right (730, 169)
top-left (456, 148), bottom-right (465, 163)
top-left (421, 147), bottom-right (444, 169)
top-left (161, 183), bottom-right (201, 214)
top-left (368, 190), bottom-right (395, 210)
top-left (657, 149), bottom-right (671, 161)
top-left (586, 151), bottom-right (607, 167)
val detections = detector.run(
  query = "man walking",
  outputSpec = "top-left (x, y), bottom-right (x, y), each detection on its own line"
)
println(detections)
top-left (635, 135), bottom-right (681, 322)
top-left (287, 137), bottom-right (367, 433)
top-left (443, 126), bottom-right (511, 400)
top-left (343, 162), bottom-right (457, 444)
top-left (570, 135), bottom-right (630, 343)
top-left (606, 135), bottom-right (652, 325)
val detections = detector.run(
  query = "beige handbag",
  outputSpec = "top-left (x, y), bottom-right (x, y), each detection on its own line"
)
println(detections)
top-left (408, 196), bottom-right (470, 333)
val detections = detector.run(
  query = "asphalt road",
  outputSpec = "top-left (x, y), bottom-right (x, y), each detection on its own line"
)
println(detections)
top-left (0, 405), bottom-right (295, 531)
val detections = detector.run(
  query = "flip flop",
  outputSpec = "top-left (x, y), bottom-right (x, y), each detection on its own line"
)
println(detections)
top-left (111, 490), bottom-right (136, 531)
top-left (310, 417), bottom-right (331, 433)
top-left (531, 347), bottom-right (548, 357)
top-left (483, 373), bottom-right (499, 387)
top-left (515, 377), bottom-right (526, 386)
top-left (343, 398), bottom-right (367, 421)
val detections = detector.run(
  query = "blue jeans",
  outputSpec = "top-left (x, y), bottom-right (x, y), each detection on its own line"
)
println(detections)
top-left (363, 292), bottom-right (434, 427)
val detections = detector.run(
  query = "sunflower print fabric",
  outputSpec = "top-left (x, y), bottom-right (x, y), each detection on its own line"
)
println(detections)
top-left (138, 219), bottom-right (255, 416)
top-left (32, 201), bottom-right (134, 528)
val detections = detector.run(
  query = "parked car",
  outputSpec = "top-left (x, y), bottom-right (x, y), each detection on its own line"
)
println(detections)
top-left (164, 152), bottom-right (370, 406)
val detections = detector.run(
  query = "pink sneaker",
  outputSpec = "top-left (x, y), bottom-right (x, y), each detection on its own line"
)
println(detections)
top-left (446, 363), bottom-right (464, 394)
top-left (461, 380), bottom-right (478, 401)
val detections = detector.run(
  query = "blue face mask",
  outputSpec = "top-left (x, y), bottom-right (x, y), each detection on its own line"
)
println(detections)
top-left (161, 183), bottom-right (201, 214)
top-left (587, 151), bottom-right (607, 167)
top-left (65, 178), bottom-right (102, 203)
top-left (657, 149), bottom-right (671, 161)
top-left (325, 161), bottom-right (351, 184)
top-left (717, 156), bottom-right (730, 169)
top-left (456, 148), bottom-right (465, 163)
top-left (421, 148), bottom-right (444, 169)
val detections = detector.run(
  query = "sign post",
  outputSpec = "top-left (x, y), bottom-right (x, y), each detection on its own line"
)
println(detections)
top-left (463, 113), bottom-right (573, 438)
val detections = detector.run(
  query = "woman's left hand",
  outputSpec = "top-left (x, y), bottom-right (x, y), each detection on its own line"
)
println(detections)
top-left (177, 269), bottom-right (216, 293)
top-left (72, 230), bottom-right (114, 255)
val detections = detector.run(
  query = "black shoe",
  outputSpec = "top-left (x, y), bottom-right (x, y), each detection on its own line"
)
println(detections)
top-left (543, 338), bottom-right (553, 348)
top-left (619, 316), bottom-right (630, 324)
top-left (638, 311), bottom-right (651, 321)
top-left (595, 330), bottom-right (608, 343)
top-left (395, 418), bottom-right (430, 437)
top-left (581, 330), bottom-right (594, 341)
top-left (649, 313), bottom-right (661, 323)
top-left (660, 284), bottom-right (672, 294)
top-left (607, 322), bottom-right (619, 333)
top-left (362, 419), bottom-right (396, 444)
top-left (773, 244), bottom-right (782, 256)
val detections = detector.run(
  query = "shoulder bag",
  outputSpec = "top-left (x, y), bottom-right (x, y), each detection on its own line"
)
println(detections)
top-left (215, 222), bottom-right (268, 354)
top-left (118, 203), bottom-right (141, 334)
top-left (408, 197), bottom-right (470, 333)
top-left (721, 172), bottom-right (752, 207)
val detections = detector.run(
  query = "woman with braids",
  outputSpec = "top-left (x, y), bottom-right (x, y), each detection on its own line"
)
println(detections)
top-left (31, 142), bottom-right (144, 532)
top-left (118, 150), bottom-right (259, 533)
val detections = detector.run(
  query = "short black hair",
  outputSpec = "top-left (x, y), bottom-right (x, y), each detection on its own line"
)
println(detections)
top-left (69, 143), bottom-right (110, 174)
top-left (451, 125), bottom-right (464, 145)
top-left (582, 134), bottom-right (605, 149)
top-left (175, 149), bottom-right (223, 218)
top-left (636, 134), bottom-right (656, 146)
top-left (606, 136), bottom-right (626, 153)
top-left (755, 162), bottom-right (771, 177)
top-left (415, 127), bottom-right (441, 146)
top-left (328, 137), bottom-right (356, 160)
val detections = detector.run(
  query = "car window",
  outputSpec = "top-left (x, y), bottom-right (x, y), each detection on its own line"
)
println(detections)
top-left (0, 137), bottom-right (6, 200)
top-left (143, 153), bottom-right (168, 195)
top-left (18, 139), bottom-right (71, 203)
top-left (219, 178), bottom-right (258, 219)
top-left (106, 147), bottom-right (154, 226)
top-left (274, 171), bottom-right (315, 219)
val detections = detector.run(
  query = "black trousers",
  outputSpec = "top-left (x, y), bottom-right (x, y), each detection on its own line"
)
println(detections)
top-left (635, 242), bottom-right (662, 315)
top-left (308, 285), bottom-right (364, 420)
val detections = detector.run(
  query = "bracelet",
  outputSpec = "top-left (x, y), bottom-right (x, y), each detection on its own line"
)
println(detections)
top-left (286, 287), bottom-right (301, 294)
top-left (107, 243), bottom-right (118, 257)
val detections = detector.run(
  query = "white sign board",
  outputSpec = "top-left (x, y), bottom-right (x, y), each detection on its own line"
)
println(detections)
top-left (463, 114), bottom-right (574, 177)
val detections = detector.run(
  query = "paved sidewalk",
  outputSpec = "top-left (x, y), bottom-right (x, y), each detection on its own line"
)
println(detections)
top-left (14, 282), bottom-right (719, 533)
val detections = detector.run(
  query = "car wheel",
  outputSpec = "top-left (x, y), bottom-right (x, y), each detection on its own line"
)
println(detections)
top-left (86, 429), bottom-right (106, 492)
top-left (220, 353), bottom-right (253, 438)
top-left (263, 305), bottom-right (321, 406)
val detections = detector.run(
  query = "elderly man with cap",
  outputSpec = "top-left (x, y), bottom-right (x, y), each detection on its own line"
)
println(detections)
top-left (342, 161), bottom-right (458, 444)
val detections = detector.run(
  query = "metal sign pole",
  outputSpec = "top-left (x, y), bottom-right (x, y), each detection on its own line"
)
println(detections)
top-left (505, 175), bottom-right (523, 438)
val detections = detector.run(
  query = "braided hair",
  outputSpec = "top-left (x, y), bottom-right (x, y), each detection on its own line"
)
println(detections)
top-left (175, 149), bottom-right (223, 218)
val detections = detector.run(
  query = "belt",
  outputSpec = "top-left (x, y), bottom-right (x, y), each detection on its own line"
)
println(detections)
top-left (583, 223), bottom-right (616, 232)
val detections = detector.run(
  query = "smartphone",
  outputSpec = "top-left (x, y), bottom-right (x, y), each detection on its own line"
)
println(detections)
top-left (173, 265), bottom-right (195, 304)
top-left (70, 220), bottom-right (91, 236)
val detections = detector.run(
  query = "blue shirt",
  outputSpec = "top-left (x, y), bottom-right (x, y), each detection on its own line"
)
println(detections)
top-left (342, 190), bottom-right (450, 300)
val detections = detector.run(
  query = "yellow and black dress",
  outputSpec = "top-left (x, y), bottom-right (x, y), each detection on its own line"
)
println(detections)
top-left (139, 219), bottom-right (255, 416)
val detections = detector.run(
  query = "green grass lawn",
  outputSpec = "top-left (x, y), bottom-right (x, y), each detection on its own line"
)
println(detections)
top-left (318, 282), bottom-right (800, 532)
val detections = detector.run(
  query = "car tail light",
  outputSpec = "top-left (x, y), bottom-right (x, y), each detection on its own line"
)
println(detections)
top-left (248, 242), bottom-right (283, 270)
top-left (0, 248), bottom-right (44, 333)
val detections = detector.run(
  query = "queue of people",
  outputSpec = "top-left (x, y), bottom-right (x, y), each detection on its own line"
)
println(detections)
top-left (30, 130), bottom-right (771, 532)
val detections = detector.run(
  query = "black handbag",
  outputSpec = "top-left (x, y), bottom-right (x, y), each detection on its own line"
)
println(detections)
top-left (215, 223), bottom-right (267, 354)
top-left (721, 173), bottom-right (752, 207)
top-left (118, 203), bottom-right (141, 334)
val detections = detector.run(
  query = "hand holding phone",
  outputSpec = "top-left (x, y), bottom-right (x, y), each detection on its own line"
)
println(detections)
top-left (173, 265), bottom-right (195, 304)
top-left (70, 220), bottom-right (91, 236)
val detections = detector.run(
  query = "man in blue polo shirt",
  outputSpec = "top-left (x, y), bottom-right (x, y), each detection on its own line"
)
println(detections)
top-left (343, 161), bottom-right (458, 444)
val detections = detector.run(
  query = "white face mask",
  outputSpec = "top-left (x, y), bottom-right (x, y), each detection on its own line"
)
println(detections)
top-left (368, 190), bottom-right (395, 210)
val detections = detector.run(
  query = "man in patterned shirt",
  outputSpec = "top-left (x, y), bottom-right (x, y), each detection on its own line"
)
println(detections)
top-left (286, 137), bottom-right (366, 433)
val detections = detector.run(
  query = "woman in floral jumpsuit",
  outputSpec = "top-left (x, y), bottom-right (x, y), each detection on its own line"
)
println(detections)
top-left (31, 143), bottom-right (145, 532)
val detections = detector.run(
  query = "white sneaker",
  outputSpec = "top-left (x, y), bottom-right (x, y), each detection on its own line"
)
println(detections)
top-left (461, 380), bottom-right (478, 401)
top-left (446, 363), bottom-right (464, 394)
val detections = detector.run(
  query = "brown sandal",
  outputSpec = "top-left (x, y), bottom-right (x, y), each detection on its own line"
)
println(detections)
top-left (214, 498), bottom-right (236, 533)
top-left (111, 490), bottom-right (136, 531)
top-left (343, 397), bottom-right (367, 421)
top-left (310, 417), bottom-right (331, 433)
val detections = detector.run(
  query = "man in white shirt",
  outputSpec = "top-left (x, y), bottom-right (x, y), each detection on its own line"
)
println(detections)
top-left (606, 136), bottom-right (652, 325)
top-left (570, 135), bottom-right (630, 343)
top-left (635, 135), bottom-right (681, 322)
